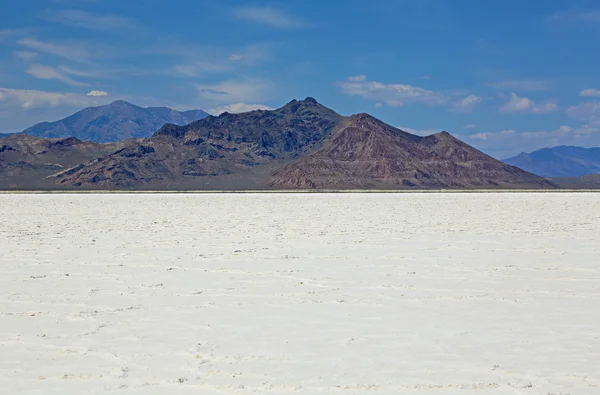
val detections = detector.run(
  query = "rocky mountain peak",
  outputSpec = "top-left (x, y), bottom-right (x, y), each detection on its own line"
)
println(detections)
top-left (108, 100), bottom-right (136, 108)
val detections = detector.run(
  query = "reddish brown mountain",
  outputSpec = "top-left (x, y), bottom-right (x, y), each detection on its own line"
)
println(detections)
top-left (269, 113), bottom-right (555, 189)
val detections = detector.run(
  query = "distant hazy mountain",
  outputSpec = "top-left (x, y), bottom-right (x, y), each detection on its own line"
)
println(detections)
top-left (503, 146), bottom-right (600, 177)
top-left (552, 173), bottom-right (600, 189)
top-left (20, 100), bottom-right (209, 143)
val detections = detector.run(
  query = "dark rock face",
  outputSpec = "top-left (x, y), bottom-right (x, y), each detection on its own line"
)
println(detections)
top-left (54, 98), bottom-right (343, 188)
top-left (115, 145), bottom-right (156, 158)
top-left (504, 146), bottom-right (600, 177)
top-left (2, 98), bottom-right (556, 190)
top-left (19, 101), bottom-right (209, 143)
top-left (154, 97), bottom-right (342, 159)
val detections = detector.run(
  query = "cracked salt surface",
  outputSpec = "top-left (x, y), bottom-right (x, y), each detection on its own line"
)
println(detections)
top-left (0, 193), bottom-right (599, 394)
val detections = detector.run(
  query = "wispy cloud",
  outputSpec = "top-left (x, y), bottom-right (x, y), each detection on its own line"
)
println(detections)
top-left (550, 10), bottom-right (600, 23)
top-left (339, 75), bottom-right (447, 107)
top-left (14, 51), bottom-right (38, 61)
top-left (45, 9), bottom-right (137, 31)
top-left (25, 63), bottom-right (89, 87)
top-left (233, 7), bottom-right (302, 28)
top-left (58, 65), bottom-right (100, 78)
top-left (0, 28), bottom-right (34, 41)
top-left (500, 93), bottom-right (558, 114)
top-left (195, 79), bottom-right (272, 105)
top-left (566, 101), bottom-right (600, 121)
top-left (150, 42), bottom-right (271, 78)
top-left (486, 79), bottom-right (548, 92)
top-left (86, 90), bottom-right (109, 97)
top-left (207, 103), bottom-right (272, 115)
top-left (0, 87), bottom-right (111, 110)
top-left (339, 75), bottom-right (481, 112)
top-left (580, 88), bottom-right (600, 97)
top-left (451, 94), bottom-right (482, 113)
top-left (466, 124), bottom-right (600, 158)
top-left (17, 37), bottom-right (95, 63)
top-left (172, 62), bottom-right (232, 77)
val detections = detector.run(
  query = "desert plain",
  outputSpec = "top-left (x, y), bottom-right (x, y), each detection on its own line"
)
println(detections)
top-left (1, 192), bottom-right (599, 394)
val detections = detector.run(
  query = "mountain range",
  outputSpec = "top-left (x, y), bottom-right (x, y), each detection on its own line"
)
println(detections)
top-left (1, 97), bottom-right (556, 190)
top-left (15, 100), bottom-right (209, 143)
top-left (551, 173), bottom-right (600, 189)
top-left (503, 146), bottom-right (600, 177)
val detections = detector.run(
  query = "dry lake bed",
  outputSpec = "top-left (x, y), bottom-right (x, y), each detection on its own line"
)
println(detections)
top-left (1, 193), bottom-right (599, 395)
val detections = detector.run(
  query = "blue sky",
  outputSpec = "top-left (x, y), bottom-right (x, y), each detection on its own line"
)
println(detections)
top-left (1, 0), bottom-right (600, 158)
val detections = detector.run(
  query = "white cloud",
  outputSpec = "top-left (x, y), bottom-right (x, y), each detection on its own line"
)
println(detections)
top-left (195, 80), bottom-right (271, 105)
top-left (348, 75), bottom-right (367, 82)
top-left (339, 75), bottom-right (448, 107)
top-left (233, 7), bottom-right (302, 28)
top-left (340, 75), bottom-right (480, 113)
top-left (207, 103), bottom-right (272, 115)
top-left (230, 44), bottom-right (272, 65)
top-left (14, 51), bottom-right (38, 61)
top-left (451, 94), bottom-right (482, 113)
top-left (486, 79), bottom-right (548, 92)
top-left (17, 37), bottom-right (94, 63)
top-left (58, 65), bottom-right (101, 78)
top-left (0, 88), bottom-right (112, 110)
top-left (87, 90), bottom-right (109, 97)
top-left (45, 9), bottom-right (136, 31)
top-left (173, 47), bottom-right (268, 77)
top-left (580, 88), bottom-right (600, 97)
top-left (464, 124), bottom-right (477, 129)
top-left (465, 124), bottom-right (600, 159)
top-left (566, 101), bottom-right (600, 121)
top-left (468, 129), bottom-right (519, 142)
top-left (172, 61), bottom-right (232, 77)
top-left (0, 28), bottom-right (32, 41)
top-left (550, 10), bottom-right (600, 23)
top-left (148, 43), bottom-right (271, 79)
top-left (25, 63), bottom-right (89, 87)
top-left (500, 93), bottom-right (558, 114)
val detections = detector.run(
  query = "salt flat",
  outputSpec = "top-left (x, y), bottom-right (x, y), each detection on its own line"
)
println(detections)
top-left (1, 193), bottom-right (599, 395)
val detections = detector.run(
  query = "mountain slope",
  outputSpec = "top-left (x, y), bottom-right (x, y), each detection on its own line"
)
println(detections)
top-left (51, 97), bottom-right (342, 188)
top-left (503, 146), bottom-right (600, 177)
top-left (20, 100), bottom-right (209, 143)
top-left (269, 114), bottom-right (556, 189)
top-left (48, 99), bottom-right (555, 190)
top-left (0, 134), bottom-right (132, 189)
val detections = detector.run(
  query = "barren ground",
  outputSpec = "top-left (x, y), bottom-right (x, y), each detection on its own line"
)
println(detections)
top-left (1, 193), bottom-right (599, 394)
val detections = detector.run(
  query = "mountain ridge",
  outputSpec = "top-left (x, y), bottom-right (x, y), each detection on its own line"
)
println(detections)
top-left (2, 97), bottom-right (557, 190)
top-left (18, 100), bottom-right (209, 143)
top-left (269, 113), bottom-right (553, 189)
top-left (503, 145), bottom-right (600, 177)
